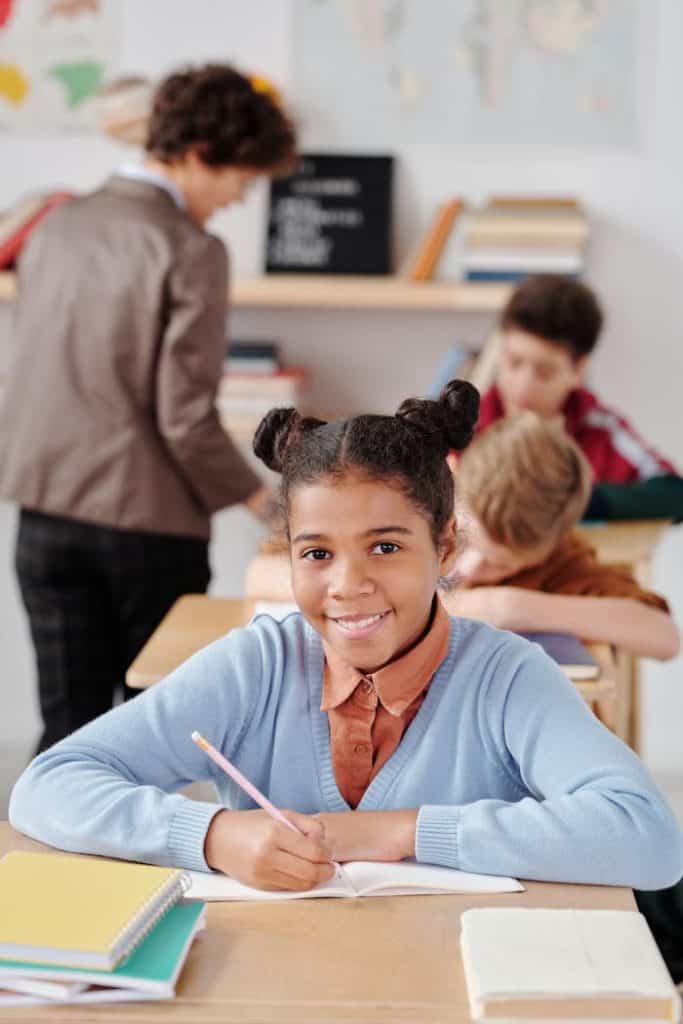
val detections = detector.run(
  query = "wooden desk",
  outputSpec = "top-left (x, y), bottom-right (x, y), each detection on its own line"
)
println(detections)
top-left (126, 596), bottom-right (621, 734)
top-left (126, 595), bottom-right (246, 688)
top-left (577, 519), bottom-right (669, 583)
top-left (577, 519), bottom-right (670, 751)
top-left (0, 823), bottom-right (634, 1023)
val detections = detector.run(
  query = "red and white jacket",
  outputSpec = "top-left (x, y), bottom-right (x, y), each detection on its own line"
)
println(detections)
top-left (476, 386), bottom-right (677, 484)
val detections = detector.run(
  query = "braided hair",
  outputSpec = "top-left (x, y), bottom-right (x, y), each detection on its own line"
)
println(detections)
top-left (253, 379), bottom-right (480, 545)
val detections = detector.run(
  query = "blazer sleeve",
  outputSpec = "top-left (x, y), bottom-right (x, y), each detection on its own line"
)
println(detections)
top-left (156, 232), bottom-right (262, 511)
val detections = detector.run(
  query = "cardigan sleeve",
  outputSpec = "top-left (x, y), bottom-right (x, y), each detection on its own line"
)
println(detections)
top-left (9, 622), bottom-right (278, 873)
top-left (416, 645), bottom-right (683, 890)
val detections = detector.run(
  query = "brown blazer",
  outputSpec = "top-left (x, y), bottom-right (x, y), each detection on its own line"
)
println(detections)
top-left (0, 176), bottom-right (261, 539)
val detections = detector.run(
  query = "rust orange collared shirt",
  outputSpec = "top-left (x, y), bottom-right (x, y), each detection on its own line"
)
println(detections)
top-left (320, 599), bottom-right (450, 808)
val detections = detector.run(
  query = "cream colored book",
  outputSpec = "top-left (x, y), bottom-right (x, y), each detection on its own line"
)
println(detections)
top-left (460, 907), bottom-right (681, 1022)
top-left (188, 859), bottom-right (523, 902)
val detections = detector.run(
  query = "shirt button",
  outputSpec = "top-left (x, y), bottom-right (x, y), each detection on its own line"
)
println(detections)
top-left (360, 681), bottom-right (373, 694)
top-left (354, 744), bottom-right (368, 754)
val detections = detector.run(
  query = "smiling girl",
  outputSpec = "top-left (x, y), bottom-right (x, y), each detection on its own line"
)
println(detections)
top-left (10, 381), bottom-right (683, 893)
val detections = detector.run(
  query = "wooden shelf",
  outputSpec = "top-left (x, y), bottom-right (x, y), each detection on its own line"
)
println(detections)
top-left (232, 274), bottom-right (511, 312)
top-left (0, 271), bottom-right (510, 312)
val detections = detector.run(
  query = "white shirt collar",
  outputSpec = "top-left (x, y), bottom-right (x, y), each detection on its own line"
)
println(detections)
top-left (117, 162), bottom-right (186, 210)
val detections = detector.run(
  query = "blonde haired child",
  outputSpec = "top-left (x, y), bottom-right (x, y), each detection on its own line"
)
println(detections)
top-left (445, 413), bottom-right (679, 661)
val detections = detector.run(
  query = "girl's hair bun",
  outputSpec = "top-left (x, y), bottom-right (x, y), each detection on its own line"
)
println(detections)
top-left (252, 407), bottom-right (327, 472)
top-left (252, 407), bottom-right (301, 472)
top-left (396, 378), bottom-right (480, 454)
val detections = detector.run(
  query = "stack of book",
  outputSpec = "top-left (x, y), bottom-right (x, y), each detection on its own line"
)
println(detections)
top-left (217, 341), bottom-right (309, 443)
top-left (462, 196), bottom-right (589, 283)
top-left (0, 850), bottom-right (204, 1007)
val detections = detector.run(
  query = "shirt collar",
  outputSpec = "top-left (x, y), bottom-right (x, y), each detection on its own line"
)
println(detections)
top-left (117, 162), bottom-right (186, 210)
top-left (321, 598), bottom-right (450, 716)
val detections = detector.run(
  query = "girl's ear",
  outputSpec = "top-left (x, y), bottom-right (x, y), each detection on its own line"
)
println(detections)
top-left (445, 451), bottom-right (459, 477)
top-left (438, 517), bottom-right (458, 576)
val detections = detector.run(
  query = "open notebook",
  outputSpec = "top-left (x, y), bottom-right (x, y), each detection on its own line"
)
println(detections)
top-left (460, 908), bottom-right (681, 1022)
top-left (0, 901), bottom-right (205, 1007)
top-left (188, 859), bottom-right (523, 902)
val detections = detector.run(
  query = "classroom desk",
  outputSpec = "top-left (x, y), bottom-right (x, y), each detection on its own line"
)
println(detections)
top-left (577, 519), bottom-right (671, 751)
top-left (576, 518), bottom-right (669, 583)
top-left (126, 595), bottom-right (622, 734)
top-left (0, 822), bottom-right (634, 1024)
top-left (126, 595), bottom-right (246, 688)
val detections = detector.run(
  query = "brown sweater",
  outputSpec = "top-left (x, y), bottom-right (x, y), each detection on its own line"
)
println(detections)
top-left (501, 532), bottom-right (668, 611)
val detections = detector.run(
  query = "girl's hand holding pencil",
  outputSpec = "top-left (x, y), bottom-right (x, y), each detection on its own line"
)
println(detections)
top-left (203, 808), bottom-right (334, 892)
top-left (193, 731), bottom-right (335, 892)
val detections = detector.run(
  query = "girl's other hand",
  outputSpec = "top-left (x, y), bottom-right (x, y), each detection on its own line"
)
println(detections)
top-left (204, 808), bottom-right (335, 891)
top-left (314, 809), bottom-right (417, 863)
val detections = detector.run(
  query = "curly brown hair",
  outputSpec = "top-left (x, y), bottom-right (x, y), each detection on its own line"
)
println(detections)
top-left (146, 64), bottom-right (297, 171)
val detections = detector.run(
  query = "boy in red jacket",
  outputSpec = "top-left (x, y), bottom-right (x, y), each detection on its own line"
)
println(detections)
top-left (477, 274), bottom-right (682, 520)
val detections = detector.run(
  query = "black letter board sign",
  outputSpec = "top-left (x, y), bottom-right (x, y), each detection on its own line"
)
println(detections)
top-left (265, 153), bottom-right (394, 275)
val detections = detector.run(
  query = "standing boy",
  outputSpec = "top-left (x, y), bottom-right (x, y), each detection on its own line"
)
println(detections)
top-left (0, 64), bottom-right (296, 751)
top-left (476, 274), bottom-right (682, 520)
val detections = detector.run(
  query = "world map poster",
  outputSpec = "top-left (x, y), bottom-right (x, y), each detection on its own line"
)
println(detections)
top-left (0, 0), bottom-right (120, 131)
top-left (292, 0), bottom-right (640, 146)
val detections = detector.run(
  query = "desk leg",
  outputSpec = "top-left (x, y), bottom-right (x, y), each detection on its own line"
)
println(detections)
top-left (597, 647), bottom-right (633, 747)
top-left (628, 656), bottom-right (642, 754)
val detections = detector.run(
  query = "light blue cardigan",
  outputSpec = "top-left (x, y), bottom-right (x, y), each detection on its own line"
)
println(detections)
top-left (10, 613), bottom-right (683, 889)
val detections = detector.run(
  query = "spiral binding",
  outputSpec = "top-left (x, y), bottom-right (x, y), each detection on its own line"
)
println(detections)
top-left (106, 870), bottom-right (191, 968)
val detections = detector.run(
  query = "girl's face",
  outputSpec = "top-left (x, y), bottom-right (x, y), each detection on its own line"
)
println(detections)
top-left (288, 474), bottom-right (456, 673)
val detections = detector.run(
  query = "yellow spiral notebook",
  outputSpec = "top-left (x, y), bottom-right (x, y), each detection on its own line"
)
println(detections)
top-left (0, 851), bottom-right (190, 971)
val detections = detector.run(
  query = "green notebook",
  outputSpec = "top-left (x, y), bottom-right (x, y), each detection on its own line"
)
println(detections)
top-left (0, 901), bottom-right (205, 1006)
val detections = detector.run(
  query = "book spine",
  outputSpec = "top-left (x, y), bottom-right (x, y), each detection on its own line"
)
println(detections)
top-left (463, 270), bottom-right (579, 283)
top-left (408, 199), bottom-right (462, 282)
top-left (465, 231), bottom-right (588, 248)
top-left (463, 252), bottom-right (584, 273)
top-left (488, 195), bottom-right (581, 209)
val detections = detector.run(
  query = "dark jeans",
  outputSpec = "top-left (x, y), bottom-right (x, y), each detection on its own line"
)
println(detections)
top-left (16, 509), bottom-right (210, 753)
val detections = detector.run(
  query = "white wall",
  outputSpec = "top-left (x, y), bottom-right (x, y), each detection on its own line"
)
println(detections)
top-left (0, 0), bottom-right (681, 803)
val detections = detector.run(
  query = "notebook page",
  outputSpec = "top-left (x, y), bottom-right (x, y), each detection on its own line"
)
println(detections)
top-left (0, 988), bottom-right (160, 1007)
top-left (187, 864), bottom-right (355, 901)
top-left (0, 978), bottom-right (87, 1001)
top-left (345, 859), bottom-right (523, 896)
top-left (188, 862), bottom-right (521, 900)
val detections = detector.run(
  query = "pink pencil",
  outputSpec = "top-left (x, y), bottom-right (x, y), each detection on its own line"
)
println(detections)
top-left (191, 730), bottom-right (302, 834)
